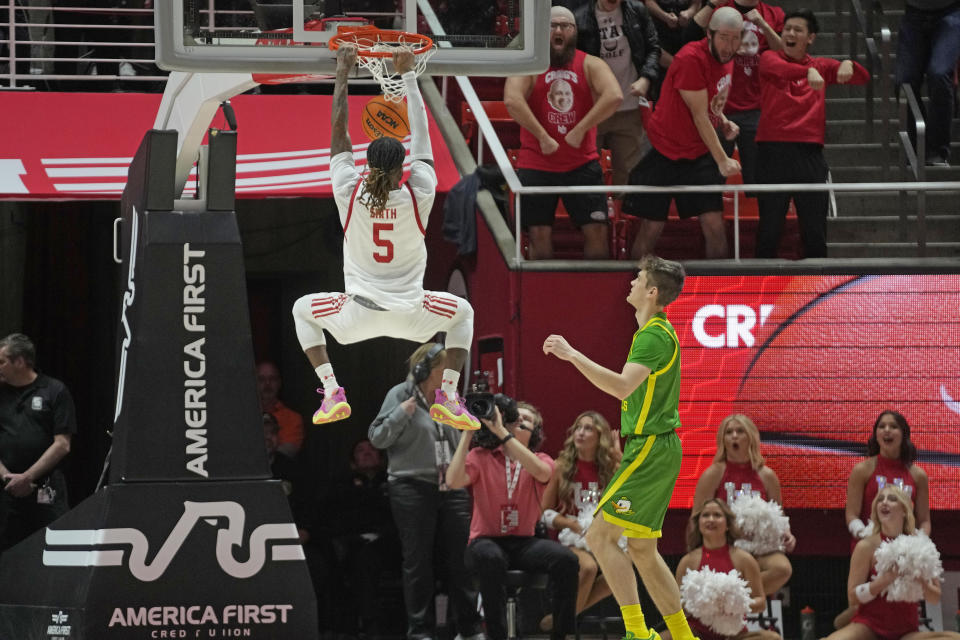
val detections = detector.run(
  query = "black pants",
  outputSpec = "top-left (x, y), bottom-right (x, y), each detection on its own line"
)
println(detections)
top-left (465, 536), bottom-right (579, 640)
top-left (329, 531), bottom-right (401, 635)
top-left (301, 539), bottom-right (340, 634)
top-left (389, 479), bottom-right (482, 640)
top-left (0, 470), bottom-right (68, 553)
top-left (720, 109), bottom-right (761, 186)
top-left (755, 142), bottom-right (830, 258)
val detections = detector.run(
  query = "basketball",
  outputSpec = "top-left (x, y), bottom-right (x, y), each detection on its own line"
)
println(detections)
top-left (361, 95), bottom-right (410, 141)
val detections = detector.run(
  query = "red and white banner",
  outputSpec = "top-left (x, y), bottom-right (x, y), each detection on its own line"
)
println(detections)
top-left (0, 92), bottom-right (460, 200)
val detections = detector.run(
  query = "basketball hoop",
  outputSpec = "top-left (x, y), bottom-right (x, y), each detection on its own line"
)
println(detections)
top-left (328, 26), bottom-right (435, 103)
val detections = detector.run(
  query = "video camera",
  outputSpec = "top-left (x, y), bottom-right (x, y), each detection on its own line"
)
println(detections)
top-left (464, 374), bottom-right (519, 449)
top-left (463, 391), bottom-right (518, 424)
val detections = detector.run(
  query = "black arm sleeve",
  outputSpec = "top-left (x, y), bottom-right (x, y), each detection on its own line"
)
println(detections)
top-left (640, 7), bottom-right (662, 80)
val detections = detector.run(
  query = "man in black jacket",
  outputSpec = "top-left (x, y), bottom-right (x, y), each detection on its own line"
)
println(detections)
top-left (576, 0), bottom-right (661, 184)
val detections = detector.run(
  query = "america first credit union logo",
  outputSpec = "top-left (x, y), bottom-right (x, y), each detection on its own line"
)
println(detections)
top-left (42, 501), bottom-right (303, 581)
top-left (48, 610), bottom-right (71, 637)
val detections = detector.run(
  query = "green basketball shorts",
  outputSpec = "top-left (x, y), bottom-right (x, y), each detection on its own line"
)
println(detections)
top-left (595, 430), bottom-right (682, 538)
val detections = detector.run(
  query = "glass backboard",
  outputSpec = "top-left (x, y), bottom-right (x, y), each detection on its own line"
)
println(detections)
top-left (155, 0), bottom-right (549, 77)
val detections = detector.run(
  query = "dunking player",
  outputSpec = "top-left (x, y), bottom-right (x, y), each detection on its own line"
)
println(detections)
top-left (292, 45), bottom-right (480, 431)
top-left (544, 256), bottom-right (694, 640)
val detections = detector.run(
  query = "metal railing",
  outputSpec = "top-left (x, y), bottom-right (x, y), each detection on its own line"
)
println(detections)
top-left (0, 1), bottom-right (392, 89)
top-left (1, 2), bottom-right (164, 88)
top-left (836, 0), bottom-right (894, 182)
top-left (5, 0), bottom-right (957, 261)
top-left (455, 73), bottom-right (960, 263)
top-left (899, 84), bottom-right (928, 254)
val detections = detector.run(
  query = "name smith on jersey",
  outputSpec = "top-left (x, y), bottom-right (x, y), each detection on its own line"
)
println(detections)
top-left (370, 208), bottom-right (397, 219)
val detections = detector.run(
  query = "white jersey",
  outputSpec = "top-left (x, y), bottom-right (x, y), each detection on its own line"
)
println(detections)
top-left (330, 151), bottom-right (437, 311)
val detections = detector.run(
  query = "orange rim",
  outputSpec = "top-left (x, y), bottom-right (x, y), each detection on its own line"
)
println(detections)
top-left (327, 26), bottom-right (433, 57)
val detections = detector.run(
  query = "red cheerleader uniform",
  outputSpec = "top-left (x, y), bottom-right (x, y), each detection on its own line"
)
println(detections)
top-left (715, 461), bottom-right (769, 503)
top-left (850, 543), bottom-right (919, 640)
top-left (688, 544), bottom-right (749, 640)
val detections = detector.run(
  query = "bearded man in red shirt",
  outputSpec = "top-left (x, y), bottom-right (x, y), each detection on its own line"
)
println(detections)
top-left (622, 7), bottom-right (743, 260)
top-left (504, 5), bottom-right (624, 260)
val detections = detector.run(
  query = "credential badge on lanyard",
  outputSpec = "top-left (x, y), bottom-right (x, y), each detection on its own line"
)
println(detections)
top-left (500, 457), bottom-right (522, 534)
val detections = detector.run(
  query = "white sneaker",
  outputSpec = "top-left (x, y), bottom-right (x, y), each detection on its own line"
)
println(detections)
top-left (29, 67), bottom-right (44, 75)
top-left (119, 61), bottom-right (136, 76)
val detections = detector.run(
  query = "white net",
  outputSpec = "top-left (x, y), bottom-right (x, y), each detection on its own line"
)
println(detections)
top-left (358, 44), bottom-right (436, 103)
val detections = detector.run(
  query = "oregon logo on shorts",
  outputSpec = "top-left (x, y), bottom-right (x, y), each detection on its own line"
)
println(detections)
top-left (613, 497), bottom-right (634, 515)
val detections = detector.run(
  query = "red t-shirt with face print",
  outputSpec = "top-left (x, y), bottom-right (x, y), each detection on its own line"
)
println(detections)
top-left (646, 38), bottom-right (734, 160)
top-left (518, 49), bottom-right (599, 172)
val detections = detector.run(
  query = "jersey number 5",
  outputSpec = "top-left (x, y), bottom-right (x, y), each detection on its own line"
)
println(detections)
top-left (373, 222), bottom-right (394, 263)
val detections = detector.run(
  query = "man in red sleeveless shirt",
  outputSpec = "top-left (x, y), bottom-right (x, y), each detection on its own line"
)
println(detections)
top-left (622, 7), bottom-right (743, 260)
top-left (504, 6), bottom-right (624, 260)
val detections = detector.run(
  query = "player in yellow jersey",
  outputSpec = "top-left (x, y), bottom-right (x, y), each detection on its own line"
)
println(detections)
top-left (544, 255), bottom-right (694, 640)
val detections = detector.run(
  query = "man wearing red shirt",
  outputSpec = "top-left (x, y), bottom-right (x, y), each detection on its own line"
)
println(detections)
top-left (446, 403), bottom-right (579, 640)
top-left (754, 9), bottom-right (869, 258)
top-left (504, 6), bottom-right (623, 260)
top-left (688, 0), bottom-right (785, 187)
top-left (623, 8), bottom-right (743, 259)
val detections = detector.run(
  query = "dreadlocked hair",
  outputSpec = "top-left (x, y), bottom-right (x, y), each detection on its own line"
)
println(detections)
top-left (359, 137), bottom-right (406, 213)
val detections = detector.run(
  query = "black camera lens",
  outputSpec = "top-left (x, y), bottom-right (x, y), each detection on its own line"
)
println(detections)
top-left (494, 393), bottom-right (519, 425)
top-left (464, 392), bottom-right (495, 420)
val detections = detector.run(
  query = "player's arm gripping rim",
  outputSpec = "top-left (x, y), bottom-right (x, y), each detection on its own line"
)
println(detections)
top-left (396, 48), bottom-right (435, 169)
top-left (331, 44), bottom-right (358, 157)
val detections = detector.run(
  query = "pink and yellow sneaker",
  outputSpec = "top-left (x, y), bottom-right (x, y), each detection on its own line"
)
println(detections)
top-left (430, 389), bottom-right (481, 431)
top-left (312, 387), bottom-right (351, 425)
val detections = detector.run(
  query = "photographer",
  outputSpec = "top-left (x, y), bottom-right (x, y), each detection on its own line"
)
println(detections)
top-left (446, 400), bottom-right (579, 640)
top-left (368, 343), bottom-right (483, 640)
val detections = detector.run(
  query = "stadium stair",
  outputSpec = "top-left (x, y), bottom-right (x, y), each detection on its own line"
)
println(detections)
top-left (794, 0), bottom-right (960, 257)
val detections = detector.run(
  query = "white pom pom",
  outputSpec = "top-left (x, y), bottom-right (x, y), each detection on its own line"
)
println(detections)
top-left (730, 495), bottom-right (791, 556)
top-left (874, 533), bottom-right (943, 602)
top-left (680, 567), bottom-right (753, 636)
top-left (557, 527), bottom-right (583, 548)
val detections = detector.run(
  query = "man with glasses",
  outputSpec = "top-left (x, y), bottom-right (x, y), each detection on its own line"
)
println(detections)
top-left (503, 5), bottom-right (623, 260)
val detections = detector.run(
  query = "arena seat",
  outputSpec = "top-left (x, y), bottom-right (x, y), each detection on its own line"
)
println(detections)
top-left (461, 100), bottom-right (519, 162)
